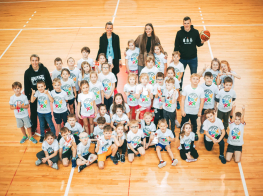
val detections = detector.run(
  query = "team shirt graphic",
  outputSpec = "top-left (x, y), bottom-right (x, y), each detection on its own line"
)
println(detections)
top-left (148, 72), bottom-right (156, 85)
top-left (204, 89), bottom-right (213, 103)
top-left (38, 96), bottom-right (48, 109)
top-left (155, 56), bottom-right (161, 69)
top-left (174, 68), bottom-right (180, 79)
top-left (102, 79), bottom-right (112, 94)
top-left (222, 95), bottom-right (232, 108)
top-left (184, 138), bottom-right (191, 150)
top-left (208, 126), bottom-right (220, 138)
top-left (143, 127), bottom-right (151, 137)
top-left (130, 136), bottom-right (141, 148)
top-left (69, 73), bottom-right (77, 84)
top-left (15, 100), bottom-right (25, 113)
top-left (53, 97), bottom-right (63, 109)
top-left (91, 87), bottom-right (100, 100)
top-left (83, 98), bottom-right (93, 112)
top-left (128, 90), bottom-right (136, 103)
top-left (231, 128), bottom-right (241, 140)
top-left (140, 94), bottom-right (150, 102)
top-left (131, 53), bottom-right (139, 65)
top-left (188, 93), bottom-right (198, 106)
top-left (62, 84), bottom-right (72, 96)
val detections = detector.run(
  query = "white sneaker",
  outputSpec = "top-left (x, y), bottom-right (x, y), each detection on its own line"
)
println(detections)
top-left (171, 159), bottom-right (178, 166)
top-left (35, 159), bottom-right (42, 166)
top-left (186, 159), bottom-right (197, 163)
top-left (175, 120), bottom-right (181, 128)
top-left (158, 161), bottom-right (166, 168)
top-left (51, 163), bottom-right (58, 170)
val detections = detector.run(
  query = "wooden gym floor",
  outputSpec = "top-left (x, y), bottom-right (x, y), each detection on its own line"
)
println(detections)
top-left (1, 0), bottom-right (263, 195)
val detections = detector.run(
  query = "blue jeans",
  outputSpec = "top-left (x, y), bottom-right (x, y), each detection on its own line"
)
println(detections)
top-left (180, 57), bottom-right (198, 89)
top-left (38, 112), bottom-right (56, 137)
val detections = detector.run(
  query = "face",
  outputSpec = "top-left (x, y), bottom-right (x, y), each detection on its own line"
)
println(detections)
top-left (173, 54), bottom-right (180, 62)
top-left (67, 117), bottom-right (76, 126)
top-left (99, 106), bottom-right (107, 115)
top-left (105, 25), bottom-right (113, 34)
top-left (129, 42), bottom-right (135, 50)
top-left (61, 131), bottom-right (70, 140)
top-left (31, 57), bottom-right (39, 70)
top-left (61, 71), bottom-right (69, 79)
top-left (79, 134), bottom-right (89, 143)
top-left (190, 76), bottom-right (200, 85)
top-left (116, 126), bottom-right (124, 135)
top-left (144, 115), bottom-right (152, 124)
top-left (154, 46), bottom-right (160, 55)
top-left (13, 86), bottom-right (21, 95)
top-left (146, 60), bottom-right (154, 69)
top-left (129, 76), bottom-right (136, 85)
top-left (103, 131), bottom-right (112, 140)
top-left (115, 95), bottom-right (123, 105)
top-left (102, 64), bottom-right (110, 74)
top-left (55, 61), bottom-right (63, 70)
top-left (90, 74), bottom-right (97, 83)
top-left (204, 76), bottom-right (213, 85)
top-left (224, 82), bottom-right (232, 91)
top-left (184, 124), bottom-right (192, 135)
top-left (167, 70), bottom-right (175, 78)
top-left (81, 84), bottom-right (89, 93)
top-left (82, 51), bottom-right (89, 58)
top-left (156, 77), bottom-right (164, 85)
top-left (83, 64), bottom-right (90, 73)
top-left (212, 61), bottom-right (219, 71)
top-left (145, 25), bottom-right (153, 36)
top-left (130, 123), bottom-right (139, 132)
top-left (140, 76), bottom-right (148, 85)
top-left (183, 19), bottom-right (191, 31)
top-left (221, 63), bottom-right (228, 72)
top-left (53, 82), bottom-right (61, 91)
top-left (98, 124), bottom-right (105, 130)
top-left (37, 83), bottom-right (46, 93)
top-left (116, 108), bottom-right (123, 116)
top-left (206, 113), bottom-right (215, 122)
top-left (99, 55), bottom-right (106, 64)
top-left (46, 135), bottom-right (54, 145)
top-left (67, 58), bottom-right (75, 67)
top-left (234, 116), bottom-right (241, 125)
top-left (159, 122), bottom-right (168, 132)
top-left (165, 82), bottom-right (173, 90)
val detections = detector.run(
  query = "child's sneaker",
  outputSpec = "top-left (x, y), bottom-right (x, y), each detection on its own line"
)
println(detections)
top-left (52, 163), bottom-right (58, 170)
top-left (158, 161), bottom-right (166, 168)
top-left (195, 133), bottom-right (199, 141)
top-left (224, 132), bottom-right (228, 139)
top-left (186, 159), bottom-right (197, 163)
top-left (219, 155), bottom-right (226, 164)
top-left (72, 159), bottom-right (76, 168)
top-left (29, 137), bottom-right (38, 144)
top-left (175, 120), bottom-right (181, 128)
top-left (78, 164), bottom-right (87, 172)
top-left (39, 136), bottom-right (44, 143)
top-left (20, 135), bottom-right (28, 144)
top-left (31, 130), bottom-right (36, 136)
top-left (171, 159), bottom-right (178, 166)
top-left (35, 159), bottom-right (42, 166)
top-left (120, 154), bottom-right (125, 163)
top-left (110, 156), bottom-right (118, 165)
top-left (116, 151), bottom-right (120, 161)
top-left (136, 153), bottom-right (141, 157)
top-left (177, 101), bottom-right (180, 110)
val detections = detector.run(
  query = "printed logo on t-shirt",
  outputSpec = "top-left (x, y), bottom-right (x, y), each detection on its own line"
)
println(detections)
top-left (102, 79), bottom-right (112, 93)
top-left (161, 137), bottom-right (168, 142)
top-left (188, 93), bottom-right (198, 107)
top-left (222, 95), bottom-right (232, 108)
top-left (62, 146), bottom-right (70, 154)
top-left (91, 87), bottom-right (100, 100)
top-left (62, 84), bottom-right (72, 96)
top-left (140, 94), bottom-right (150, 102)
top-left (71, 130), bottom-right (79, 136)
top-left (184, 138), bottom-right (191, 150)
top-left (53, 96), bottom-right (63, 109)
top-left (31, 75), bottom-right (45, 85)
top-left (102, 143), bottom-right (110, 153)
top-left (183, 37), bottom-right (193, 45)
top-left (38, 96), bottom-right (48, 109)
top-left (148, 72), bottom-right (156, 85)
top-left (79, 147), bottom-right (89, 156)
top-left (131, 53), bottom-right (139, 65)
top-left (204, 89), bottom-right (213, 103)
top-left (212, 74), bottom-right (217, 84)
top-left (155, 56), bottom-right (161, 68)
top-left (165, 97), bottom-right (173, 108)
top-left (14, 100), bottom-right (25, 113)
top-left (83, 98), bottom-right (93, 112)
top-left (208, 126), bottom-right (220, 138)
top-left (231, 128), bottom-right (241, 140)
top-left (47, 147), bottom-right (54, 154)
top-left (69, 73), bottom-right (77, 84)
top-left (128, 91), bottom-right (136, 102)
top-left (174, 68), bottom-right (180, 79)
top-left (131, 136), bottom-right (141, 148)
top-left (143, 128), bottom-right (151, 137)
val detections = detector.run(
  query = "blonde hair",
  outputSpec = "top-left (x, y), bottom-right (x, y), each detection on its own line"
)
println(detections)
top-left (116, 123), bottom-right (124, 129)
top-left (154, 43), bottom-right (164, 54)
top-left (79, 132), bottom-right (88, 138)
top-left (81, 61), bottom-right (91, 78)
top-left (67, 57), bottom-right (75, 63)
top-left (130, 120), bottom-right (139, 126)
top-left (157, 119), bottom-right (167, 128)
top-left (90, 71), bottom-right (98, 79)
top-left (139, 73), bottom-right (149, 82)
top-left (172, 51), bottom-right (181, 57)
top-left (165, 77), bottom-right (175, 84)
top-left (128, 73), bottom-right (137, 85)
top-left (146, 55), bottom-right (154, 63)
top-left (144, 112), bottom-right (152, 117)
top-left (53, 78), bottom-right (61, 84)
top-left (190, 73), bottom-right (201, 79)
top-left (128, 39), bottom-right (135, 45)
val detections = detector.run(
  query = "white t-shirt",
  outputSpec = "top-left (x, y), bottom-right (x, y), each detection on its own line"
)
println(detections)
top-left (124, 84), bottom-right (138, 107)
top-left (77, 140), bottom-right (91, 156)
top-left (203, 118), bottom-right (224, 142)
top-left (168, 61), bottom-right (184, 82)
top-left (182, 84), bottom-right (205, 115)
top-left (154, 53), bottom-right (167, 73)
top-left (9, 94), bottom-right (29, 118)
top-left (179, 132), bottom-right (195, 150)
top-left (50, 90), bottom-right (68, 113)
top-left (219, 71), bottom-right (236, 90)
top-left (42, 139), bottom-right (59, 154)
top-left (156, 129), bottom-right (174, 146)
top-left (112, 130), bottom-right (126, 140)
top-left (67, 67), bottom-right (80, 91)
top-left (98, 72), bottom-right (117, 97)
top-left (111, 114), bottom-right (129, 126)
top-left (78, 73), bottom-right (90, 83)
top-left (34, 91), bottom-right (52, 114)
top-left (216, 89), bottom-right (236, 113)
top-left (96, 135), bottom-right (114, 154)
top-left (140, 66), bottom-right (158, 85)
top-left (64, 122), bottom-right (83, 136)
top-left (77, 58), bottom-right (94, 69)
top-left (59, 135), bottom-right (76, 154)
top-left (110, 103), bottom-right (130, 115)
top-left (200, 83), bottom-right (219, 110)
top-left (202, 69), bottom-right (220, 85)
top-left (94, 126), bottom-right (104, 137)
top-left (140, 120), bottom-right (156, 137)
top-left (136, 83), bottom-right (153, 107)
top-left (163, 89), bottom-right (178, 112)
top-left (227, 122), bottom-right (245, 146)
top-left (51, 69), bottom-right (63, 80)
top-left (61, 78), bottom-right (75, 100)
top-left (89, 81), bottom-right (104, 105)
top-left (125, 47), bottom-right (139, 71)
top-left (152, 83), bottom-right (165, 109)
top-left (164, 77), bottom-right (180, 90)
top-left (127, 129), bottom-right (145, 149)
top-left (78, 92), bottom-right (96, 117)
top-left (94, 113), bottom-right (111, 124)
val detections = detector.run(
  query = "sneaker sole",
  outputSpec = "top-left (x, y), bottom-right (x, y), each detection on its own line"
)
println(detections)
top-left (171, 159), bottom-right (178, 166)
top-left (20, 138), bottom-right (28, 144)
top-left (158, 162), bottom-right (166, 168)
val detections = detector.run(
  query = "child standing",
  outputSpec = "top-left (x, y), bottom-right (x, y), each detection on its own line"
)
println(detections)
top-left (168, 51), bottom-right (184, 88)
top-left (9, 82), bottom-right (37, 144)
top-left (110, 93), bottom-right (131, 119)
top-left (89, 71), bottom-right (104, 108)
top-left (113, 123), bottom-right (127, 163)
top-left (64, 114), bottom-right (84, 144)
top-left (111, 105), bottom-right (129, 131)
top-left (154, 44), bottom-right (167, 75)
top-left (96, 53), bottom-right (107, 73)
top-left (77, 46), bottom-right (94, 70)
top-left (67, 57), bottom-right (80, 98)
top-left (140, 55), bottom-right (159, 86)
top-left (78, 61), bottom-right (91, 86)
top-left (125, 39), bottom-right (139, 74)
top-left (31, 80), bottom-right (56, 143)
top-left (94, 104), bottom-right (111, 126)
top-left (198, 58), bottom-right (221, 85)
top-left (51, 57), bottom-right (63, 80)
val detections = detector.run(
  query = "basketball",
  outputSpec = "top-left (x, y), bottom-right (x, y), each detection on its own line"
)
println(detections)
top-left (200, 30), bottom-right (210, 41)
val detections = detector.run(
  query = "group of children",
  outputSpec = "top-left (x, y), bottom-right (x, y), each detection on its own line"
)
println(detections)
top-left (9, 42), bottom-right (245, 171)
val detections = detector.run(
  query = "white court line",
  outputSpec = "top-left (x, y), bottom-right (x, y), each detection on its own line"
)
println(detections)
top-left (112, 0), bottom-right (120, 23)
top-left (0, 0), bottom-right (79, 3)
top-left (202, 25), bottom-right (213, 59)
top-left (64, 168), bottom-right (75, 196)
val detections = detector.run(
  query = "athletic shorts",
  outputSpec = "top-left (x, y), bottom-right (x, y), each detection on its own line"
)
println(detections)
top-left (141, 137), bottom-right (150, 143)
top-left (98, 147), bottom-right (112, 162)
top-left (126, 70), bottom-right (138, 74)
top-left (81, 113), bottom-right (95, 119)
top-left (53, 111), bottom-right (68, 124)
top-left (127, 143), bottom-right (143, 154)
top-left (226, 144), bottom-right (242, 153)
top-left (77, 152), bottom-right (91, 161)
top-left (16, 116), bottom-right (31, 128)
top-left (62, 147), bottom-right (72, 160)
top-left (68, 98), bottom-right (75, 105)
top-left (129, 105), bottom-right (139, 110)
top-left (156, 142), bottom-right (171, 151)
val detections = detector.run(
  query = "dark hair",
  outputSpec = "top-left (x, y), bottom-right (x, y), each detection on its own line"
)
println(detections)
top-left (99, 104), bottom-right (107, 110)
top-left (180, 122), bottom-right (192, 137)
top-left (115, 104), bottom-right (124, 112)
top-left (12, 81), bottom-right (22, 89)
top-left (61, 68), bottom-right (70, 75)
top-left (103, 125), bottom-right (112, 132)
top-left (60, 127), bottom-right (70, 134)
top-left (44, 131), bottom-right (55, 139)
top-left (30, 54), bottom-right (40, 61)
top-left (80, 80), bottom-right (89, 88)
top-left (54, 57), bottom-right (62, 64)
top-left (167, 67), bottom-right (175, 75)
top-left (67, 114), bottom-right (76, 119)
top-left (183, 16), bottom-right (191, 22)
top-left (156, 72), bottom-right (164, 78)
top-left (81, 46), bottom-right (90, 53)
top-left (37, 80), bottom-right (45, 86)
top-left (236, 112), bottom-right (242, 118)
top-left (140, 23), bottom-right (157, 54)
top-left (112, 93), bottom-right (126, 114)
top-left (204, 109), bottom-right (215, 115)
top-left (97, 117), bottom-right (106, 125)
top-left (105, 21), bottom-right (113, 28)
top-left (224, 76), bottom-right (233, 84)
top-left (204, 71), bottom-right (213, 78)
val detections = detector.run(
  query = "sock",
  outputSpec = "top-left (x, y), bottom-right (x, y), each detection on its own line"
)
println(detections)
top-left (160, 160), bottom-right (164, 162)
top-left (72, 157), bottom-right (76, 160)
top-left (111, 155), bottom-right (114, 158)
top-left (90, 133), bottom-right (93, 137)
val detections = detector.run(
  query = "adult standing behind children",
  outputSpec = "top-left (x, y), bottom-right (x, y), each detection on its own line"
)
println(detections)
top-left (96, 21), bottom-right (122, 87)
top-left (24, 54), bottom-right (53, 136)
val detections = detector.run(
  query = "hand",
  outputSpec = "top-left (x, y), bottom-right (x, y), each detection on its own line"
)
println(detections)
top-left (232, 102), bottom-right (236, 109)
top-left (166, 137), bottom-right (170, 142)
top-left (17, 103), bottom-right (22, 108)
top-left (119, 60), bottom-right (122, 67)
top-left (212, 138), bottom-right (218, 144)
top-left (242, 105), bottom-right (245, 110)
top-left (126, 92), bottom-right (130, 96)
top-left (226, 72), bottom-right (232, 75)
top-left (218, 73), bottom-right (223, 76)
top-left (198, 111), bottom-right (202, 117)
top-left (139, 88), bottom-right (143, 95)
top-left (134, 151), bottom-right (139, 155)
top-left (164, 55), bottom-right (168, 60)
top-left (124, 51), bottom-right (127, 57)
top-left (135, 109), bottom-right (140, 114)
top-left (201, 39), bottom-right (205, 44)
top-left (121, 120), bottom-right (126, 124)
top-left (78, 114), bottom-right (82, 120)
top-left (148, 89), bottom-right (151, 95)
top-left (31, 88), bottom-right (35, 95)
top-left (181, 110), bottom-right (186, 117)
top-left (44, 90), bottom-right (49, 94)
top-left (94, 113), bottom-right (97, 119)
top-left (117, 131), bottom-right (123, 137)
top-left (42, 157), bottom-right (47, 163)
top-left (47, 159), bottom-right (53, 167)
top-left (203, 64), bottom-right (209, 71)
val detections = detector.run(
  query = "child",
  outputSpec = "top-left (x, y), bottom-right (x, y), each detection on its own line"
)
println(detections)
top-left (77, 80), bottom-right (97, 137)
top-left (95, 125), bottom-right (120, 169)
top-left (96, 53), bottom-right (108, 73)
top-left (124, 73), bottom-right (139, 120)
top-left (67, 57), bottom-right (80, 98)
top-left (51, 78), bottom-right (68, 135)
top-left (125, 39), bottom-right (139, 74)
top-left (203, 109), bottom-right (226, 164)
top-left (59, 127), bottom-right (77, 168)
top-left (61, 68), bottom-right (76, 114)
top-left (110, 93), bottom-right (130, 119)
top-left (89, 71), bottom-right (104, 108)
top-left (200, 72), bottom-right (219, 133)
top-left (94, 117), bottom-right (106, 137)
top-left (155, 119), bottom-right (178, 168)
top-left (35, 132), bottom-right (59, 169)
top-left (127, 120), bottom-right (146, 163)
top-left (31, 80), bottom-right (56, 143)
top-left (111, 105), bottom-right (129, 131)
top-left (94, 104), bottom-right (111, 126)
top-left (9, 82), bottom-right (37, 144)
top-left (51, 57), bottom-right (63, 80)
top-left (135, 111), bottom-right (156, 149)
top-left (154, 44), bottom-right (167, 74)
top-left (181, 73), bottom-right (205, 141)
top-left (135, 73), bottom-right (153, 119)
top-left (226, 104), bottom-right (245, 163)
top-left (179, 122), bottom-right (199, 162)
top-left (198, 58), bottom-right (221, 85)
top-left (64, 114), bottom-right (84, 144)
top-left (113, 123), bottom-right (127, 163)
top-left (140, 55), bottom-right (158, 86)
top-left (217, 60), bottom-right (241, 90)
top-left (77, 132), bottom-right (98, 172)
top-left (152, 72), bottom-right (165, 127)
top-left (215, 77), bottom-right (236, 139)
top-left (77, 46), bottom-right (94, 70)
top-left (162, 78), bottom-right (178, 136)
top-left (168, 51), bottom-right (184, 86)
top-left (78, 61), bottom-right (91, 87)
top-left (98, 63), bottom-right (117, 111)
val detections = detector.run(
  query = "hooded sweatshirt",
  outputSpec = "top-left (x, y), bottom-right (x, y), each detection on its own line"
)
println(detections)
top-left (174, 25), bottom-right (203, 60)
top-left (24, 63), bottom-right (53, 100)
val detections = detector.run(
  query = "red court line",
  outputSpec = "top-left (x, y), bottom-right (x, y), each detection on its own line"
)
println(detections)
top-left (128, 162), bottom-right (132, 196)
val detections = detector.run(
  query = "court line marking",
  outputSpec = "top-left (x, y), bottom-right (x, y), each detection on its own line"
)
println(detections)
top-left (112, 0), bottom-right (120, 23)
top-left (64, 168), bottom-right (75, 196)
top-left (0, 0), bottom-right (79, 3)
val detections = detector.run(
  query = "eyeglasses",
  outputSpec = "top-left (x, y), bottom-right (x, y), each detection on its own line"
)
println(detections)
top-left (102, 67), bottom-right (109, 69)
top-left (80, 136), bottom-right (89, 139)
top-left (131, 126), bottom-right (138, 128)
top-left (156, 79), bottom-right (163, 81)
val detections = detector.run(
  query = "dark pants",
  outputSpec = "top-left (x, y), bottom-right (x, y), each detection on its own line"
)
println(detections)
top-left (38, 113), bottom-right (56, 137)
top-left (119, 139), bottom-right (127, 155)
top-left (154, 108), bottom-right (163, 128)
top-left (204, 135), bottom-right (225, 156)
top-left (30, 101), bottom-right (48, 132)
top-left (217, 110), bottom-right (231, 133)
top-left (113, 72), bottom-right (119, 88)
top-left (180, 148), bottom-right (199, 160)
top-left (138, 65), bottom-right (144, 80)
top-left (163, 110), bottom-right (176, 136)
top-left (180, 57), bottom-right (198, 89)
top-left (36, 150), bottom-right (59, 164)
top-left (181, 114), bottom-right (198, 133)
top-left (104, 97), bottom-right (113, 112)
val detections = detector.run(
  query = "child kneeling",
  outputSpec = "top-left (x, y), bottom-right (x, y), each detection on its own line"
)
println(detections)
top-left (113, 123), bottom-right (127, 163)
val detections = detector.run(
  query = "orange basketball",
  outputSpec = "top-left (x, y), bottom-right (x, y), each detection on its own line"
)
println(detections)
top-left (200, 30), bottom-right (210, 41)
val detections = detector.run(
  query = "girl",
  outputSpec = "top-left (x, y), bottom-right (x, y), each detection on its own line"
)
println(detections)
top-left (111, 105), bottom-right (129, 131)
top-left (35, 131), bottom-right (59, 170)
top-left (154, 44), bottom-right (167, 75)
top-left (77, 80), bottom-right (97, 138)
top-left (110, 93), bottom-right (130, 119)
top-left (198, 58), bottom-right (221, 85)
top-left (61, 68), bottom-right (76, 114)
top-left (140, 55), bottom-right (158, 86)
top-left (67, 57), bottom-right (80, 96)
top-left (124, 73), bottom-right (138, 120)
top-left (179, 122), bottom-right (199, 162)
top-left (89, 71), bottom-right (104, 108)
top-left (78, 61), bottom-right (91, 87)
top-left (125, 39), bottom-right (140, 74)
top-left (112, 123), bottom-right (127, 163)
top-left (135, 73), bottom-right (153, 119)
top-left (96, 53), bottom-right (107, 73)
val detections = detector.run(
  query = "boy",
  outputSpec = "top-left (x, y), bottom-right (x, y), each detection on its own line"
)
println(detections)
top-left (181, 73), bottom-right (205, 141)
top-left (127, 120), bottom-right (146, 163)
top-left (31, 80), bottom-right (56, 143)
top-left (59, 127), bottom-right (77, 168)
top-left (9, 82), bottom-right (37, 144)
top-left (94, 104), bottom-right (111, 126)
top-left (67, 57), bottom-right (80, 99)
top-left (215, 76), bottom-right (236, 139)
top-left (155, 119), bottom-right (178, 168)
top-left (200, 72), bottom-right (219, 133)
top-left (203, 109), bottom-right (226, 164)
top-left (52, 57), bottom-right (63, 80)
top-left (94, 117), bottom-right (106, 138)
top-left (77, 132), bottom-right (98, 172)
top-left (140, 55), bottom-right (159, 86)
top-left (95, 125), bottom-right (120, 169)
top-left (226, 104), bottom-right (245, 163)
top-left (77, 46), bottom-right (94, 70)
top-left (162, 78), bottom-right (178, 136)
top-left (64, 114), bottom-right (84, 144)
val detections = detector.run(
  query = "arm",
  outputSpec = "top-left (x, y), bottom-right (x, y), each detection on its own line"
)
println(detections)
top-left (196, 31), bottom-right (204, 47)
top-left (181, 95), bottom-right (186, 117)
top-left (167, 136), bottom-right (175, 142)
top-left (59, 148), bottom-right (63, 161)
top-left (77, 102), bottom-right (82, 119)
top-left (134, 35), bottom-right (140, 48)
top-left (111, 120), bottom-right (116, 130)
top-left (217, 74), bottom-right (222, 86)
top-left (47, 150), bottom-right (58, 160)
top-left (178, 72), bottom-right (183, 81)
top-left (45, 91), bottom-right (54, 102)
top-left (101, 90), bottom-right (104, 104)
top-left (109, 83), bottom-right (115, 97)
top-left (125, 59), bottom-right (130, 72)
top-left (230, 103), bottom-right (236, 123)
top-left (44, 66), bottom-right (53, 91)
top-left (164, 63), bottom-right (167, 76)
top-left (93, 100), bottom-right (97, 118)
top-left (217, 129), bottom-right (225, 142)
top-left (174, 32), bottom-right (180, 51)
top-left (241, 105), bottom-right (245, 124)
top-left (73, 87), bottom-right (77, 98)
top-left (197, 64), bottom-right (209, 77)
top-left (143, 137), bottom-right (146, 149)
top-left (95, 142), bottom-right (100, 153)
top-left (112, 135), bottom-right (120, 147)
top-left (171, 90), bottom-right (177, 104)
top-left (198, 98), bottom-right (205, 117)
top-left (128, 143), bottom-right (138, 154)
top-left (230, 72), bottom-right (241, 79)
top-left (31, 89), bottom-right (36, 103)
top-left (135, 110), bottom-right (141, 122)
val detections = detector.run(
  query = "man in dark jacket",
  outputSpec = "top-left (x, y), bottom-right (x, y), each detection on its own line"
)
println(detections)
top-left (24, 54), bottom-right (53, 137)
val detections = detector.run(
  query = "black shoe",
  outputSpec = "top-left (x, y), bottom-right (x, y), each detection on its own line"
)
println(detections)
top-left (224, 132), bottom-right (228, 139)
top-left (116, 151), bottom-right (120, 161)
top-left (39, 136), bottom-right (44, 143)
top-left (195, 133), bottom-right (199, 141)
top-left (219, 155), bottom-right (226, 164)
top-left (120, 154), bottom-right (125, 163)
top-left (78, 164), bottom-right (87, 172)
top-left (110, 156), bottom-right (118, 165)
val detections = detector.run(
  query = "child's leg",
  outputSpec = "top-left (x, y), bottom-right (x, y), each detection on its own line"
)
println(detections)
top-left (190, 148), bottom-right (199, 159)
top-left (137, 146), bottom-right (145, 156)
top-left (128, 153), bottom-right (134, 163)
top-left (165, 145), bottom-right (174, 160)
top-left (201, 114), bottom-right (206, 124)
top-left (169, 111), bottom-right (176, 135)
top-left (234, 151), bottom-right (242, 163)
top-left (69, 103), bottom-right (74, 114)
top-left (180, 114), bottom-right (190, 128)
top-left (121, 140), bottom-right (127, 155)
top-left (50, 154), bottom-right (59, 164)
top-left (129, 108), bottom-right (133, 121)
top-left (77, 159), bottom-right (86, 166)
top-left (226, 152), bottom-right (233, 162)
top-left (44, 113), bottom-right (56, 136)
top-left (88, 117), bottom-right (94, 134)
top-left (189, 114), bottom-right (198, 134)
top-left (20, 127), bottom-right (27, 137)
top-left (26, 127), bottom-right (32, 138)
top-left (36, 150), bottom-right (46, 162)
top-left (223, 111), bottom-right (231, 133)
top-left (179, 150), bottom-right (187, 160)
top-left (57, 124), bottom-right (61, 136)
top-left (147, 135), bottom-right (155, 148)
top-left (38, 113), bottom-right (46, 137)
top-left (62, 158), bottom-right (70, 167)
top-left (156, 146), bottom-right (163, 161)
top-left (218, 138), bottom-right (225, 156)
top-left (98, 161), bottom-right (105, 169)
top-left (89, 154), bottom-right (98, 164)
top-left (204, 135), bottom-right (214, 151)
top-left (82, 118), bottom-right (90, 134)
top-left (111, 144), bottom-right (118, 156)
